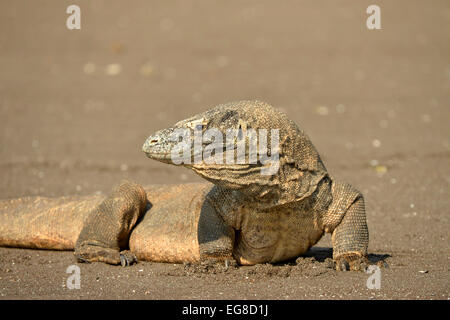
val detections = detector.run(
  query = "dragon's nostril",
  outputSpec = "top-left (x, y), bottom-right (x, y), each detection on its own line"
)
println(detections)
top-left (150, 139), bottom-right (158, 144)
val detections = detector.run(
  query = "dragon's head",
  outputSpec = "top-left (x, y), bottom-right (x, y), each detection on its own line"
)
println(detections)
top-left (143, 100), bottom-right (326, 204)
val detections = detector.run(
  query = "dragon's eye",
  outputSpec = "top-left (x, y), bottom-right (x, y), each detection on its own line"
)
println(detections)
top-left (186, 118), bottom-right (207, 131)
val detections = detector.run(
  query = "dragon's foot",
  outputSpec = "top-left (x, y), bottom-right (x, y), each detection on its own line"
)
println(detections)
top-left (333, 253), bottom-right (369, 271)
top-left (332, 253), bottom-right (389, 271)
top-left (74, 243), bottom-right (137, 266)
top-left (119, 250), bottom-right (138, 267)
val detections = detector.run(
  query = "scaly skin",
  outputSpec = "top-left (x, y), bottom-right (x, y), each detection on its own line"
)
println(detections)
top-left (0, 100), bottom-right (370, 270)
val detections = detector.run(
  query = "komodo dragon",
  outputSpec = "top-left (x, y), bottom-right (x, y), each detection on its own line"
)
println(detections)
top-left (0, 100), bottom-right (369, 271)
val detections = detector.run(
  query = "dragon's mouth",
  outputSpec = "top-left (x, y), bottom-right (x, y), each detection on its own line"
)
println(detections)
top-left (142, 151), bottom-right (173, 163)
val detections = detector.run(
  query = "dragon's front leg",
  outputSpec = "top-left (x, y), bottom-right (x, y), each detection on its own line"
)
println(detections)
top-left (74, 181), bottom-right (148, 266)
top-left (331, 194), bottom-right (370, 271)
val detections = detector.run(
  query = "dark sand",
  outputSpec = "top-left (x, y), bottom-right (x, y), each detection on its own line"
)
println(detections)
top-left (0, 1), bottom-right (448, 299)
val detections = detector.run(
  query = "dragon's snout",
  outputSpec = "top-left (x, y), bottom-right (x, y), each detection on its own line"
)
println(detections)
top-left (142, 128), bottom-right (178, 163)
top-left (142, 136), bottom-right (159, 154)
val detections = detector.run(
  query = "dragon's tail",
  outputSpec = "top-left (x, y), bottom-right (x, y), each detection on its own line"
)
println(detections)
top-left (0, 195), bottom-right (103, 250)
